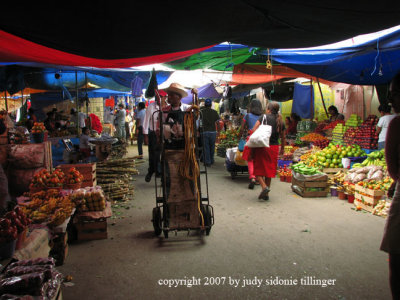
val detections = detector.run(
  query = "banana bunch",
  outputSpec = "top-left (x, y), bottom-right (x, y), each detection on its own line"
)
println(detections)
top-left (331, 170), bottom-right (347, 185)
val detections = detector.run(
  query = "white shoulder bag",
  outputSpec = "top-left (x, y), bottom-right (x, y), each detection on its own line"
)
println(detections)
top-left (245, 115), bottom-right (271, 148)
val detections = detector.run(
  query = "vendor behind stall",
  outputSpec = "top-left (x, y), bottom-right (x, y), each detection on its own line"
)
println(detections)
top-left (328, 105), bottom-right (345, 122)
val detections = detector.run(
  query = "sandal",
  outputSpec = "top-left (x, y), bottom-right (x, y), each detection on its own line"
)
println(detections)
top-left (258, 187), bottom-right (270, 199)
top-left (248, 179), bottom-right (256, 189)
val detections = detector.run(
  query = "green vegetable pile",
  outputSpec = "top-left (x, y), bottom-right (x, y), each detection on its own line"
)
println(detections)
top-left (291, 162), bottom-right (322, 175)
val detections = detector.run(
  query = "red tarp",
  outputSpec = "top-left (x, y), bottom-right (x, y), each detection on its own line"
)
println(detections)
top-left (0, 30), bottom-right (215, 68)
top-left (231, 64), bottom-right (335, 86)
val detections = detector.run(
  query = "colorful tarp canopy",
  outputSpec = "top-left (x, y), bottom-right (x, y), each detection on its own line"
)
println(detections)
top-left (181, 83), bottom-right (221, 104)
top-left (1, 1), bottom-right (399, 65)
top-left (259, 26), bottom-right (400, 85)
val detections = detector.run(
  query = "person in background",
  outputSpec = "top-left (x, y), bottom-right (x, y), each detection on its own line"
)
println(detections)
top-left (143, 90), bottom-right (168, 182)
top-left (376, 103), bottom-right (396, 150)
top-left (200, 98), bottom-right (220, 167)
top-left (245, 102), bottom-right (285, 200)
top-left (70, 108), bottom-right (86, 131)
top-left (26, 108), bottom-right (37, 131)
top-left (380, 72), bottom-right (400, 300)
top-left (114, 103), bottom-right (126, 141)
top-left (287, 112), bottom-right (301, 135)
top-left (44, 111), bottom-right (56, 133)
top-left (125, 106), bottom-right (134, 145)
top-left (239, 99), bottom-right (263, 189)
top-left (79, 127), bottom-right (91, 162)
top-left (328, 105), bottom-right (345, 122)
top-left (134, 102), bottom-right (146, 158)
top-left (285, 116), bottom-right (291, 130)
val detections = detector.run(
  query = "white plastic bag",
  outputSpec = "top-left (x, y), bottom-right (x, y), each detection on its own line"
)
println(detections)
top-left (245, 115), bottom-right (271, 148)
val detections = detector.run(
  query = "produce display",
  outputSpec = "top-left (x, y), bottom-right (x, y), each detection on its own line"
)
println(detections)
top-left (0, 257), bottom-right (62, 299)
top-left (62, 167), bottom-right (84, 185)
top-left (291, 162), bottom-right (322, 175)
top-left (0, 207), bottom-right (31, 243)
top-left (310, 143), bottom-right (366, 169)
top-left (21, 189), bottom-right (75, 226)
top-left (356, 176), bottom-right (393, 191)
top-left (31, 122), bottom-right (46, 134)
top-left (70, 186), bottom-right (107, 211)
top-left (353, 115), bottom-right (379, 150)
top-left (331, 123), bottom-right (346, 144)
top-left (329, 169), bottom-right (347, 186)
top-left (278, 165), bottom-right (292, 178)
top-left (300, 133), bottom-right (329, 145)
top-left (218, 128), bottom-right (240, 148)
top-left (352, 149), bottom-right (386, 168)
top-left (345, 114), bottom-right (362, 128)
top-left (323, 120), bottom-right (345, 131)
top-left (292, 147), bottom-right (311, 163)
top-left (372, 200), bottom-right (391, 218)
top-left (280, 145), bottom-right (298, 160)
top-left (345, 165), bottom-right (390, 186)
top-left (30, 169), bottom-right (65, 190)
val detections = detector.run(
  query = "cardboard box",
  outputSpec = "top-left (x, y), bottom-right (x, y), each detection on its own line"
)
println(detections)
top-left (74, 217), bottom-right (107, 241)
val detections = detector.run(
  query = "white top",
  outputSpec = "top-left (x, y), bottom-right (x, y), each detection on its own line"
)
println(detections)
top-left (142, 102), bottom-right (191, 134)
top-left (135, 109), bottom-right (146, 127)
top-left (377, 114), bottom-right (396, 142)
top-left (78, 112), bottom-right (86, 128)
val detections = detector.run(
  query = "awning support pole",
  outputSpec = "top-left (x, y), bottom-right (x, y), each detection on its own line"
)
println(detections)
top-left (316, 78), bottom-right (329, 119)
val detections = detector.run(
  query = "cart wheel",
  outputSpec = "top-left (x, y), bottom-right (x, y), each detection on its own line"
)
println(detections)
top-left (231, 171), bottom-right (237, 179)
top-left (152, 207), bottom-right (162, 236)
top-left (201, 204), bottom-right (212, 236)
top-left (163, 230), bottom-right (169, 239)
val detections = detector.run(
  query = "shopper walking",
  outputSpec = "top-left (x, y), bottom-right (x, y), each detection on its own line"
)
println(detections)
top-left (239, 99), bottom-right (263, 189)
top-left (380, 72), bottom-right (400, 300)
top-left (376, 103), bottom-right (396, 150)
top-left (135, 102), bottom-right (146, 158)
top-left (245, 102), bottom-right (285, 200)
top-left (200, 98), bottom-right (220, 167)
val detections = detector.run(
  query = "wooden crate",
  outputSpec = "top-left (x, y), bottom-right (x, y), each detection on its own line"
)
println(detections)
top-left (354, 198), bottom-right (376, 213)
top-left (57, 163), bottom-right (96, 187)
top-left (291, 185), bottom-right (330, 198)
top-left (354, 191), bottom-right (382, 206)
top-left (355, 185), bottom-right (385, 197)
top-left (293, 172), bottom-right (328, 182)
top-left (292, 177), bottom-right (328, 188)
top-left (74, 217), bottom-right (107, 241)
top-left (323, 168), bottom-right (347, 179)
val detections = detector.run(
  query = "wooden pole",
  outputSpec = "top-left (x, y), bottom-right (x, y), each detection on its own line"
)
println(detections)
top-left (316, 77), bottom-right (329, 119)
top-left (4, 91), bottom-right (8, 112)
top-left (310, 78), bottom-right (314, 119)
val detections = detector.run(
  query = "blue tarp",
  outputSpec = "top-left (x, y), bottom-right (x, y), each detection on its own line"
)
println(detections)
top-left (181, 83), bottom-right (221, 104)
top-left (257, 28), bottom-right (400, 85)
top-left (292, 83), bottom-right (314, 119)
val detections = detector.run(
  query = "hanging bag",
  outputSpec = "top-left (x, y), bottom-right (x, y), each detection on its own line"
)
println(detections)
top-left (245, 115), bottom-right (271, 148)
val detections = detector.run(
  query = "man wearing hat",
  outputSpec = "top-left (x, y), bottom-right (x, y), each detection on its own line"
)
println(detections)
top-left (200, 98), bottom-right (221, 167)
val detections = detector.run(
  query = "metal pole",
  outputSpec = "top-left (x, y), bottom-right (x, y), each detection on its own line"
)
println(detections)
top-left (310, 78), bottom-right (314, 119)
top-left (75, 71), bottom-right (80, 137)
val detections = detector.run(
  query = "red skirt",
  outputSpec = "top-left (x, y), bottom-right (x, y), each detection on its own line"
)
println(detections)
top-left (252, 145), bottom-right (280, 178)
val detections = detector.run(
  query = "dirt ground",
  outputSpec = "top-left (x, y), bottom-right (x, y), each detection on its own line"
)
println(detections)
top-left (58, 145), bottom-right (392, 300)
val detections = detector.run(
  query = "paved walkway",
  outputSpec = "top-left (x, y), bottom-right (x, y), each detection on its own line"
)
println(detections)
top-left (59, 145), bottom-right (391, 300)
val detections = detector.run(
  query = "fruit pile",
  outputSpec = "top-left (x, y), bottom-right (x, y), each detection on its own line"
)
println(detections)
top-left (278, 165), bottom-right (292, 178)
top-left (0, 207), bottom-right (31, 242)
top-left (329, 169), bottom-right (347, 185)
top-left (31, 122), bottom-right (46, 133)
top-left (312, 143), bottom-right (366, 169)
top-left (63, 167), bottom-right (84, 185)
top-left (331, 123), bottom-right (346, 144)
top-left (372, 200), bottom-right (391, 217)
top-left (70, 187), bottom-right (107, 211)
top-left (343, 127), bottom-right (358, 145)
top-left (21, 189), bottom-right (75, 226)
top-left (345, 114), bottom-right (362, 129)
top-left (352, 149), bottom-right (386, 168)
top-left (353, 115), bottom-right (379, 149)
top-left (300, 133), bottom-right (329, 143)
top-left (30, 169), bottom-right (65, 190)
top-left (323, 120), bottom-right (345, 130)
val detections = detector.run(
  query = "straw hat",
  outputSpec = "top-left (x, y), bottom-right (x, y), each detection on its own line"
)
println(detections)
top-left (163, 82), bottom-right (188, 98)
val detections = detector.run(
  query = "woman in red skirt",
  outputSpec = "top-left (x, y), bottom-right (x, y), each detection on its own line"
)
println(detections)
top-left (244, 102), bottom-right (285, 200)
